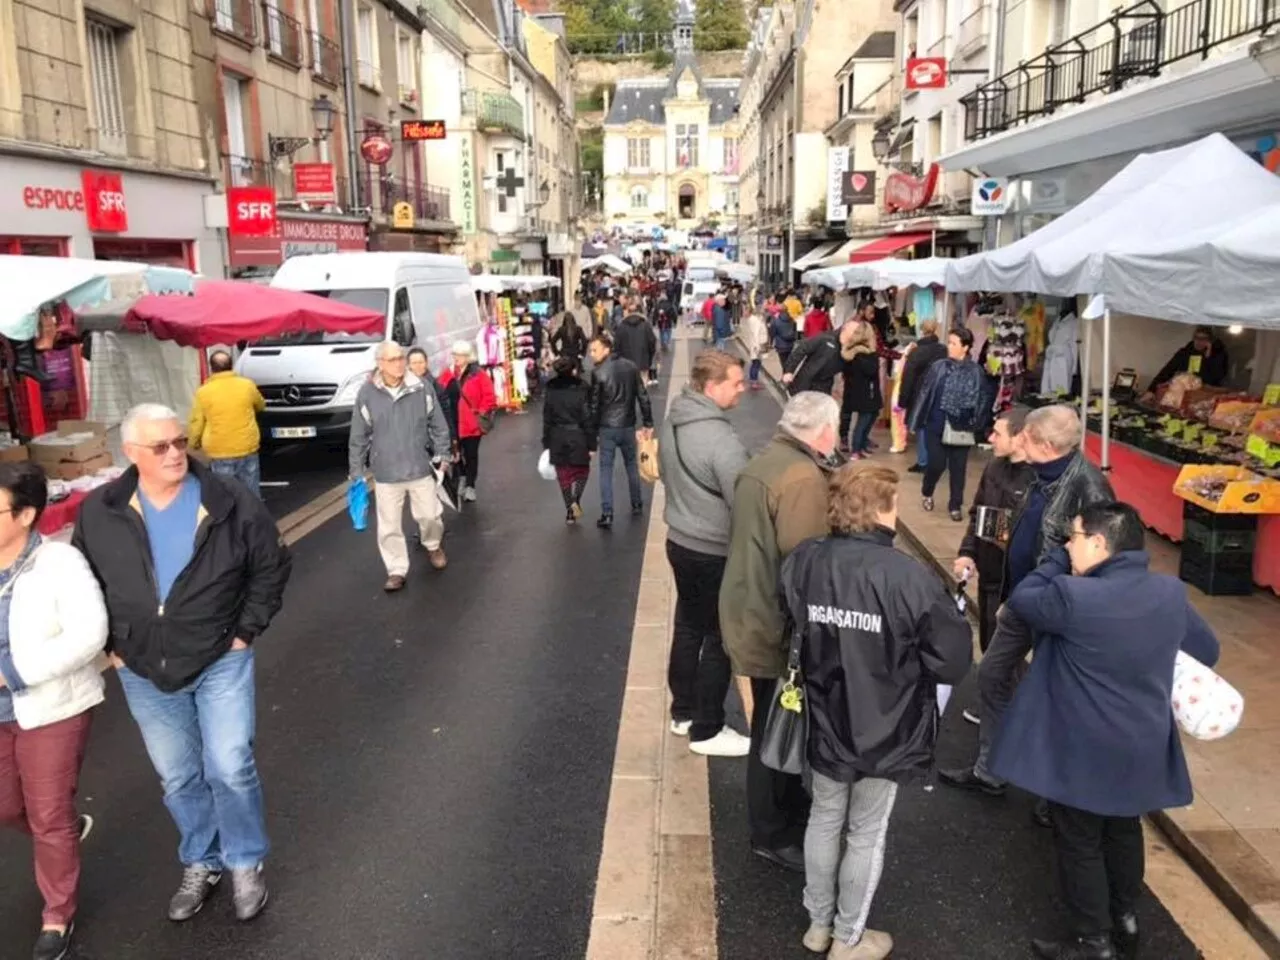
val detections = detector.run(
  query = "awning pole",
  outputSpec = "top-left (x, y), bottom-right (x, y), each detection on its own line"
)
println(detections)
top-left (941, 288), bottom-right (951, 336)
top-left (1080, 314), bottom-right (1092, 453)
top-left (1101, 307), bottom-right (1112, 471)
top-left (930, 228), bottom-right (937, 258)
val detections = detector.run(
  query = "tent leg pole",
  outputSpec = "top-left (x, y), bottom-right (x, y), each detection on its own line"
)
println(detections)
top-left (1101, 308), bottom-right (1112, 472)
top-left (931, 228), bottom-right (937, 258)
top-left (1080, 314), bottom-right (1092, 454)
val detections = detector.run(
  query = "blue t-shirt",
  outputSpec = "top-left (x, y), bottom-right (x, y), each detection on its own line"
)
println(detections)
top-left (138, 474), bottom-right (202, 605)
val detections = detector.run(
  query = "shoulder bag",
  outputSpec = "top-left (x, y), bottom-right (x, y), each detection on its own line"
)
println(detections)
top-left (672, 424), bottom-right (723, 500)
top-left (458, 371), bottom-right (495, 435)
top-left (759, 618), bottom-right (808, 775)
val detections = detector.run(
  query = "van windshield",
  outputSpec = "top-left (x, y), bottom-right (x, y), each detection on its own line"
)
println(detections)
top-left (686, 267), bottom-right (716, 281)
top-left (253, 288), bottom-right (388, 345)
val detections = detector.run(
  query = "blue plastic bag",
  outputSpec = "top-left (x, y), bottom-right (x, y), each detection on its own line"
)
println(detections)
top-left (348, 477), bottom-right (369, 531)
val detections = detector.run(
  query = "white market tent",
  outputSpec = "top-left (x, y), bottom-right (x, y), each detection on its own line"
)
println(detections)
top-left (716, 262), bottom-right (756, 283)
top-left (1100, 202), bottom-right (1280, 329)
top-left (581, 254), bottom-right (633, 275)
top-left (802, 257), bottom-right (950, 292)
top-left (470, 274), bottom-right (561, 294)
top-left (800, 265), bottom-right (853, 290)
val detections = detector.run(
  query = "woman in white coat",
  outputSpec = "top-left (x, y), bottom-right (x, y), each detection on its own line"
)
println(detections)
top-left (0, 461), bottom-right (108, 960)
top-left (741, 309), bottom-right (771, 391)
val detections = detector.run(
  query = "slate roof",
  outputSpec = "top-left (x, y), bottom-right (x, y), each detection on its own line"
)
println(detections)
top-left (604, 58), bottom-right (740, 127)
top-left (853, 31), bottom-right (896, 60)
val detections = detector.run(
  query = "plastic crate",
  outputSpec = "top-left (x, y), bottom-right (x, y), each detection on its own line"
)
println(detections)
top-left (1179, 547), bottom-right (1254, 596)
top-left (1184, 518), bottom-right (1256, 554)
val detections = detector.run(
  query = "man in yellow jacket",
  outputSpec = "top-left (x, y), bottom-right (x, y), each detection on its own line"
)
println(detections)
top-left (188, 351), bottom-right (266, 497)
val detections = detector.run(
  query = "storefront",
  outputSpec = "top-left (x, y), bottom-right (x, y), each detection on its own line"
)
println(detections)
top-left (226, 214), bottom-right (370, 279)
top-left (0, 154), bottom-right (222, 276)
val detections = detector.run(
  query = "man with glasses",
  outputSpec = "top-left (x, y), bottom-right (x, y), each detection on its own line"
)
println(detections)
top-left (72, 403), bottom-right (291, 925)
top-left (349, 340), bottom-right (453, 591)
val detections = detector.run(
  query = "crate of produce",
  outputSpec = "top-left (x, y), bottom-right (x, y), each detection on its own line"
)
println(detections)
top-left (1174, 465), bottom-right (1280, 514)
top-left (1210, 400), bottom-right (1261, 434)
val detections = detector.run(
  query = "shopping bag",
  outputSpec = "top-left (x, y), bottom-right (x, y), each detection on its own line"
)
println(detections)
top-left (433, 461), bottom-right (459, 512)
top-left (1172, 651), bottom-right (1243, 741)
top-left (759, 675), bottom-right (807, 775)
top-left (347, 477), bottom-right (369, 531)
top-left (537, 448), bottom-right (556, 481)
top-left (638, 434), bottom-right (661, 484)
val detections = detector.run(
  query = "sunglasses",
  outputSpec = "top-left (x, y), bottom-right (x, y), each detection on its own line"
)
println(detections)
top-left (135, 437), bottom-right (189, 456)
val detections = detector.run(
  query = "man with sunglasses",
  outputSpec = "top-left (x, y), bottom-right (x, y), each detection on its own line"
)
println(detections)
top-left (72, 403), bottom-right (292, 925)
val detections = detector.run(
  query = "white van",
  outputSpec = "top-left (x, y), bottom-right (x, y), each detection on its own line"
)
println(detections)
top-left (237, 252), bottom-right (480, 444)
top-left (680, 263), bottom-right (721, 319)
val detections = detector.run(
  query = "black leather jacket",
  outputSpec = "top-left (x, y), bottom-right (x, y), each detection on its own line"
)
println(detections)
top-left (589, 355), bottom-right (653, 430)
top-left (1012, 451), bottom-right (1114, 566)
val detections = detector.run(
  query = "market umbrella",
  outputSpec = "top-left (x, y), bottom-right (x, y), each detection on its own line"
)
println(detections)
top-left (123, 280), bottom-right (385, 348)
top-left (0, 255), bottom-right (196, 341)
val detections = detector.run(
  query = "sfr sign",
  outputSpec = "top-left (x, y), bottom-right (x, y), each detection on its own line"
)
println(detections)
top-left (227, 186), bottom-right (277, 237)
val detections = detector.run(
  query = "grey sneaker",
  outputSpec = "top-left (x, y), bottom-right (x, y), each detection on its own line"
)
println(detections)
top-left (168, 864), bottom-right (221, 922)
top-left (231, 864), bottom-right (269, 921)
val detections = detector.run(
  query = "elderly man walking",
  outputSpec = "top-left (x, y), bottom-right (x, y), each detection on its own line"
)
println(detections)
top-left (721, 391), bottom-right (842, 872)
top-left (73, 403), bottom-right (291, 924)
top-left (349, 341), bottom-right (454, 592)
top-left (187, 350), bottom-right (266, 497)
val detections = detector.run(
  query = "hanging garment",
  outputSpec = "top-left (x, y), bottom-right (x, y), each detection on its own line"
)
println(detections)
top-left (1040, 311), bottom-right (1080, 395)
top-left (912, 286), bottom-right (936, 323)
top-left (1020, 299), bottom-right (1047, 372)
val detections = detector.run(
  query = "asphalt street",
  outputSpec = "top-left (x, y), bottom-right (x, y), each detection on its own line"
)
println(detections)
top-left (259, 440), bottom-right (349, 518)
top-left (710, 380), bottom-right (1207, 959)
top-left (0, 379), bottom-right (665, 960)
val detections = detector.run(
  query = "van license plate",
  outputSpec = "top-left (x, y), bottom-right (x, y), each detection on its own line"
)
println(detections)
top-left (271, 426), bottom-right (317, 439)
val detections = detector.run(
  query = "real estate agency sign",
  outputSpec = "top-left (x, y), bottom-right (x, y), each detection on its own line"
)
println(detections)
top-left (226, 214), bottom-right (368, 268)
top-left (292, 163), bottom-right (336, 204)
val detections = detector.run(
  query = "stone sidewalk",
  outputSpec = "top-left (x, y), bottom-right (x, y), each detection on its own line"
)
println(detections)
top-left (750, 341), bottom-right (1280, 959)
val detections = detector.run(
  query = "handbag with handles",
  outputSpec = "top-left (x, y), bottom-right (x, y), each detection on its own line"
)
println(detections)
top-left (759, 621), bottom-right (808, 776)
top-left (942, 420), bottom-right (976, 446)
top-left (459, 376), bottom-right (495, 435)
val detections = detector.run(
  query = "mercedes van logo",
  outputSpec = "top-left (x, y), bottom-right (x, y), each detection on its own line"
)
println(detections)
top-left (284, 386), bottom-right (303, 404)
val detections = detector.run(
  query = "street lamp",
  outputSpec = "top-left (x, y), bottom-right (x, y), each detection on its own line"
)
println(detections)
top-left (269, 95), bottom-right (336, 161)
top-left (871, 127), bottom-right (890, 162)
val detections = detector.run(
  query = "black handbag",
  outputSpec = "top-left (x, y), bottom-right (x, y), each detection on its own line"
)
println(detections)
top-left (759, 622), bottom-right (808, 776)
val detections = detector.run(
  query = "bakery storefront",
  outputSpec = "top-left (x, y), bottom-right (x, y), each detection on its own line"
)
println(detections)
top-left (0, 154), bottom-right (222, 275)
top-left (226, 214), bottom-right (370, 279)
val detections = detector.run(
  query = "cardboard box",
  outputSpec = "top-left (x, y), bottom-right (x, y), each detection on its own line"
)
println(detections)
top-left (28, 420), bottom-right (109, 465)
top-left (0, 444), bottom-right (28, 464)
top-left (47, 451), bottom-right (113, 481)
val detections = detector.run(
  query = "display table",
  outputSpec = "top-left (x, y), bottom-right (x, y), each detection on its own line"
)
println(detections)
top-left (38, 489), bottom-right (88, 537)
top-left (1084, 433), bottom-right (1280, 594)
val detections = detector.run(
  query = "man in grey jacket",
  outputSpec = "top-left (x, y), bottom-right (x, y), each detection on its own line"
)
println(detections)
top-left (349, 341), bottom-right (454, 592)
top-left (659, 348), bottom-right (751, 757)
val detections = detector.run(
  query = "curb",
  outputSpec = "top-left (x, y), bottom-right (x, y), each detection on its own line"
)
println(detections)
top-left (733, 333), bottom-right (1280, 959)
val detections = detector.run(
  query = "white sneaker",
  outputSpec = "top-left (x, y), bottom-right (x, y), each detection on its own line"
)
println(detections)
top-left (689, 727), bottom-right (750, 757)
top-left (463, 487), bottom-right (477, 502)
top-left (670, 719), bottom-right (692, 737)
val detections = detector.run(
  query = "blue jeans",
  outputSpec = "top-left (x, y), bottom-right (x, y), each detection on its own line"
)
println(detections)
top-left (660, 327), bottom-right (673, 349)
top-left (916, 430), bottom-right (929, 467)
top-left (118, 649), bottom-right (268, 870)
top-left (850, 411), bottom-right (877, 454)
top-left (748, 358), bottom-right (762, 383)
top-left (715, 337), bottom-right (729, 351)
top-left (598, 426), bottom-right (642, 516)
top-left (210, 453), bottom-right (261, 498)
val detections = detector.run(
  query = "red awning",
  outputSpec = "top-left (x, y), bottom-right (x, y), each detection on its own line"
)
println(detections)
top-left (124, 281), bottom-right (385, 348)
top-left (849, 233), bottom-right (932, 263)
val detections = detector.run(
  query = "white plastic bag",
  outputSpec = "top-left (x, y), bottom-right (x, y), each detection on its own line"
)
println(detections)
top-left (537, 448), bottom-right (556, 481)
top-left (1172, 651), bottom-right (1243, 741)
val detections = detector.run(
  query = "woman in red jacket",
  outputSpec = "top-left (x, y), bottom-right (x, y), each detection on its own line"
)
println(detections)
top-left (438, 341), bottom-right (497, 503)
top-left (803, 297), bottom-right (833, 339)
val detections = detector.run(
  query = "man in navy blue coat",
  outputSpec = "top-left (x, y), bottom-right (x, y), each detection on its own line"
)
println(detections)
top-left (993, 502), bottom-right (1219, 960)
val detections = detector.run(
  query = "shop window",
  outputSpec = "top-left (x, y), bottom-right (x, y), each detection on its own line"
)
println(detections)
top-left (93, 239), bottom-right (192, 269)
top-left (0, 237), bottom-right (69, 256)
top-left (86, 18), bottom-right (128, 155)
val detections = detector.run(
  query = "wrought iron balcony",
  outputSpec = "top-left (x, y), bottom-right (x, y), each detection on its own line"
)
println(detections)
top-left (311, 32), bottom-right (341, 85)
top-left (359, 166), bottom-right (454, 222)
top-left (211, 0), bottom-right (257, 41)
top-left (262, 2), bottom-right (304, 65)
top-left (222, 154), bottom-right (274, 189)
top-left (461, 90), bottom-right (524, 138)
top-left (962, 0), bottom-right (1278, 141)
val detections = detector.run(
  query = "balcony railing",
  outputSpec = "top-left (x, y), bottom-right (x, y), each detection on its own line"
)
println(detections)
top-left (211, 0), bottom-right (257, 41)
top-left (419, 0), bottom-right (463, 43)
top-left (962, 0), bottom-right (1278, 141)
top-left (957, 3), bottom-right (990, 57)
top-left (359, 167), bottom-right (453, 222)
top-left (262, 2), bottom-right (304, 65)
top-left (461, 90), bottom-right (524, 138)
top-left (311, 32), bottom-right (341, 85)
top-left (223, 154), bottom-right (274, 189)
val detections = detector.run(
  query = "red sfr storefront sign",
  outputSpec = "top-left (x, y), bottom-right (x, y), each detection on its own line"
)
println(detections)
top-left (19, 169), bottom-right (129, 232)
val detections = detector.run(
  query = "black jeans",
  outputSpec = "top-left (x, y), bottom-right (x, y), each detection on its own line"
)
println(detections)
top-left (459, 436), bottom-right (481, 487)
top-left (748, 676), bottom-right (811, 849)
top-left (665, 541), bottom-right (731, 742)
top-left (1050, 802), bottom-right (1144, 937)
top-left (921, 430), bottom-right (971, 512)
top-left (976, 582), bottom-right (1002, 654)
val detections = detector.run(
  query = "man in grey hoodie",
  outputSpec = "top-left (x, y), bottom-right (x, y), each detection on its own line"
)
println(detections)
top-left (659, 349), bottom-right (752, 758)
top-left (349, 341), bottom-right (454, 592)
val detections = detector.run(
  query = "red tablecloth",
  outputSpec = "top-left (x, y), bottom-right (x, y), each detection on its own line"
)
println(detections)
top-left (1084, 433), bottom-right (1280, 594)
top-left (38, 489), bottom-right (88, 536)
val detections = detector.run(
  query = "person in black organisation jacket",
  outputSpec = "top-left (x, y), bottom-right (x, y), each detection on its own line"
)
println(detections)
top-left (780, 463), bottom-right (971, 960)
top-left (542, 356), bottom-right (596, 524)
top-left (72, 403), bottom-right (291, 926)
top-left (954, 405), bottom-right (1034, 654)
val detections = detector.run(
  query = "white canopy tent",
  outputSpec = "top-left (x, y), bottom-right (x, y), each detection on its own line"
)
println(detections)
top-left (845, 257), bottom-right (951, 290)
top-left (716, 262), bottom-right (757, 284)
top-left (800, 265), bottom-right (853, 290)
top-left (581, 254), bottom-right (633, 275)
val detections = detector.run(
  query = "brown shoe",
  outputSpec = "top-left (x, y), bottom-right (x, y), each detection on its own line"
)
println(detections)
top-left (427, 548), bottom-right (447, 570)
top-left (383, 575), bottom-right (406, 592)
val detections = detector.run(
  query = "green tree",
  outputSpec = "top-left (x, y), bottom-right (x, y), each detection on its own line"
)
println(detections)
top-left (694, 0), bottom-right (748, 51)
top-left (633, 0), bottom-right (675, 39)
top-left (562, 0), bottom-right (632, 55)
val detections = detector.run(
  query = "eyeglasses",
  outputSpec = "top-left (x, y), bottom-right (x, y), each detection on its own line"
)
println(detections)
top-left (135, 437), bottom-right (189, 456)
top-left (382, 355), bottom-right (407, 363)
top-left (1068, 528), bottom-right (1088, 542)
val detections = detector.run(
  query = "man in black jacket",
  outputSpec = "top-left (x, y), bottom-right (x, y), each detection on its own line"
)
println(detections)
top-left (72, 403), bottom-right (291, 926)
top-left (899, 320), bottom-right (947, 474)
top-left (1146, 324), bottom-right (1229, 393)
top-left (613, 295), bottom-right (659, 386)
top-left (941, 405), bottom-right (1113, 806)
top-left (588, 333), bottom-right (654, 529)
top-left (780, 321), bottom-right (856, 396)
top-left (954, 405), bottom-right (1034, 656)
top-left (781, 463), bottom-right (971, 960)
